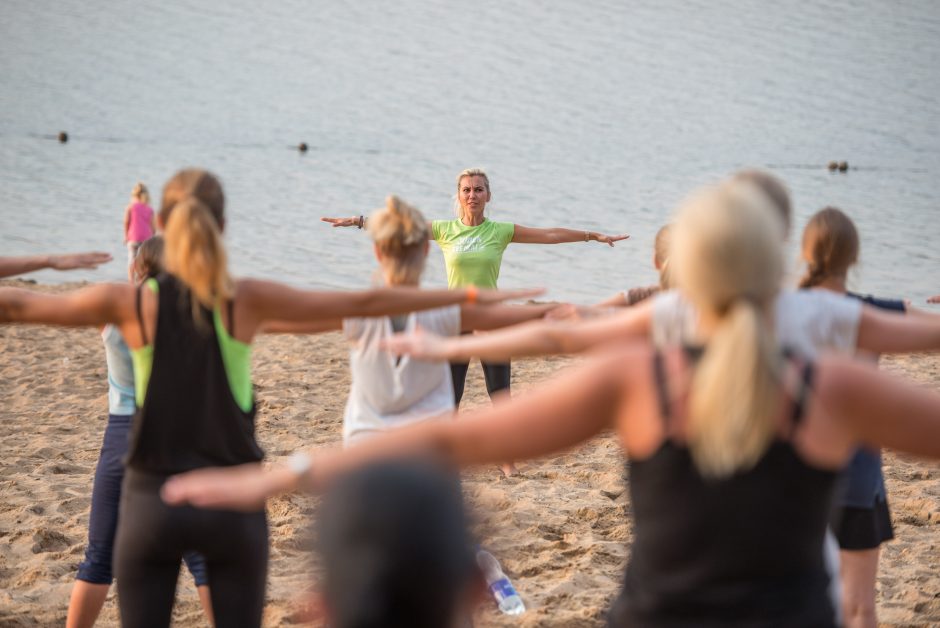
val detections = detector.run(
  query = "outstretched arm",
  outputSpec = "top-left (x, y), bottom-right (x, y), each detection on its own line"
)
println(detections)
top-left (321, 216), bottom-right (438, 240)
top-left (819, 354), bottom-right (940, 459)
top-left (459, 302), bottom-right (560, 331)
top-left (0, 252), bottom-right (113, 279)
top-left (161, 343), bottom-right (636, 510)
top-left (511, 224), bottom-right (629, 246)
top-left (236, 279), bottom-right (542, 341)
top-left (0, 284), bottom-right (133, 327)
top-left (385, 299), bottom-right (654, 362)
top-left (856, 305), bottom-right (940, 354)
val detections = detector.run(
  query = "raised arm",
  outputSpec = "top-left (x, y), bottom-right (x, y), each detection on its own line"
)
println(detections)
top-left (818, 354), bottom-right (940, 459)
top-left (385, 298), bottom-right (655, 362)
top-left (320, 216), bottom-right (438, 240)
top-left (856, 305), bottom-right (940, 354)
top-left (0, 283), bottom-right (133, 328)
top-left (259, 319), bottom-right (343, 334)
top-left (0, 252), bottom-right (113, 279)
top-left (161, 342), bottom-right (637, 510)
top-left (511, 224), bottom-right (629, 246)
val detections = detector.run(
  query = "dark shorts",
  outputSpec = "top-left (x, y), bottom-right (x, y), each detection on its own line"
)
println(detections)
top-left (831, 497), bottom-right (894, 551)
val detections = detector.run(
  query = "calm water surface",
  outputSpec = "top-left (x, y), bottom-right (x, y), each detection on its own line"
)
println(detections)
top-left (1, 0), bottom-right (938, 302)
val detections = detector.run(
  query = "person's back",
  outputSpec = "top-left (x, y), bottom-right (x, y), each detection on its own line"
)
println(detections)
top-left (611, 348), bottom-right (838, 627)
top-left (126, 272), bottom-right (261, 473)
top-left (343, 305), bottom-right (460, 445)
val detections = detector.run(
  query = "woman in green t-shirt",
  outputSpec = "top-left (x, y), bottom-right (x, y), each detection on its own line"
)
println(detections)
top-left (323, 168), bottom-right (628, 414)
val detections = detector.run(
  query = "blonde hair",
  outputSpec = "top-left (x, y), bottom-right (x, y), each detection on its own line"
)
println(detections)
top-left (670, 181), bottom-right (786, 478)
top-left (368, 196), bottom-right (429, 285)
top-left (653, 224), bottom-right (673, 289)
top-left (161, 170), bottom-right (232, 323)
top-left (799, 207), bottom-right (859, 289)
top-left (131, 182), bottom-right (150, 205)
top-left (453, 168), bottom-right (491, 220)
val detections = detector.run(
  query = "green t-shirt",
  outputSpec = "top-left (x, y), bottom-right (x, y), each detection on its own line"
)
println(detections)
top-left (431, 219), bottom-right (515, 289)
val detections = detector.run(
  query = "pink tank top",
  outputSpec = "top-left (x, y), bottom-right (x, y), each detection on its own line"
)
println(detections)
top-left (127, 202), bottom-right (154, 243)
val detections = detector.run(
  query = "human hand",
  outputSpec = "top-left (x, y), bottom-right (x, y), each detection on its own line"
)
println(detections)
top-left (545, 303), bottom-right (583, 321)
top-left (321, 216), bottom-right (361, 228)
top-left (928, 295), bottom-right (940, 304)
top-left (161, 462), bottom-right (289, 511)
top-left (593, 233), bottom-right (630, 247)
top-left (49, 251), bottom-right (113, 271)
top-left (381, 326), bottom-right (451, 361)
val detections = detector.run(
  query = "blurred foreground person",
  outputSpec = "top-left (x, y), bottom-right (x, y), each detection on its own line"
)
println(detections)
top-left (165, 180), bottom-right (940, 627)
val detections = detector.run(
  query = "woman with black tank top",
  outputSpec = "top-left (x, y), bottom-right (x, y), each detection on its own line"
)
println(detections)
top-left (165, 179), bottom-right (940, 627)
top-left (0, 169), bottom-right (536, 628)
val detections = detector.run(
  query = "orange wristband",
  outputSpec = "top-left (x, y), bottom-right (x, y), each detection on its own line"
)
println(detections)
top-left (465, 285), bottom-right (479, 304)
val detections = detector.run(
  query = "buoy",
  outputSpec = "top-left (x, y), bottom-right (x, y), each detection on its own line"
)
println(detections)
top-left (297, 142), bottom-right (308, 153)
top-left (838, 161), bottom-right (848, 172)
top-left (827, 161), bottom-right (838, 171)
top-left (58, 131), bottom-right (68, 143)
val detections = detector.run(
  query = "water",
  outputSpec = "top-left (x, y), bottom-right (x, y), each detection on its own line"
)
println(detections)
top-left (1, 0), bottom-right (938, 303)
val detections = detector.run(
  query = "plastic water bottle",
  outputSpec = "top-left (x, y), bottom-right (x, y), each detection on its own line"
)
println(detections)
top-left (477, 549), bottom-right (526, 615)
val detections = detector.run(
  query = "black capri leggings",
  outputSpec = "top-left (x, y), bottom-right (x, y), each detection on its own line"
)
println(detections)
top-left (114, 469), bottom-right (269, 628)
top-left (449, 360), bottom-right (511, 406)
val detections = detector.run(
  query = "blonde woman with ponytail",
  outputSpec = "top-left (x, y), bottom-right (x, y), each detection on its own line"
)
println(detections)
top-left (0, 169), bottom-right (534, 628)
top-left (323, 168), bottom-right (630, 410)
top-left (166, 179), bottom-right (940, 627)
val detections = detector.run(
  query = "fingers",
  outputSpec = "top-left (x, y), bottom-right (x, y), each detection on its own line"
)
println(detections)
top-left (928, 295), bottom-right (940, 304)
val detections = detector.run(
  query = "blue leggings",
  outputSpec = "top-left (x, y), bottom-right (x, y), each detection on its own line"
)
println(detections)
top-left (76, 414), bottom-right (208, 585)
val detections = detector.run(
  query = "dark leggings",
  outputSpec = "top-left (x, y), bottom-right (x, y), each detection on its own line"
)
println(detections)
top-left (449, 360), bottom-right (511, 406)
top-left (114, 469), bottom-right (268, 628)
top-left (76, 414), bottom-right (207, 585)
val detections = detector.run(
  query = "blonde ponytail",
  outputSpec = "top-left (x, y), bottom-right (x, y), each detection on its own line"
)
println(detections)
top-left (131, 181), bottom-right (150, 205)
top-left (670, 180), bottom-right (786, 478)
top-left (368, 196), bottom-right (429, 285)
top-left (686, 300), bottom-right (780, 476)
top-left (163, 198), bottom-right (232, 321)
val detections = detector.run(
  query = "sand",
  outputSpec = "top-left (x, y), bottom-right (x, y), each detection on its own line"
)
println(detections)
top-left (0, 279), bottom-right (937, 627)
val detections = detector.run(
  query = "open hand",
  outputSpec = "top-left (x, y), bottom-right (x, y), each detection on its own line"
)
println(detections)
top-left (49, 251), bottom-right (113, 270)
top-left (594, 233), bottom-right (630, 247)
top-left (161, 462), bottom-right (279, 512)
top-left (929, 295), bottom-right (940, 304)
top-left (381, 326), bottom-right (450, 361)
top-left (321, 216), bottom-right (361, 228)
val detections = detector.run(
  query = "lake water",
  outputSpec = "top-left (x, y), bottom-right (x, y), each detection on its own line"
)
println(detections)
top-left (1, 0), bottom-right (938, 303)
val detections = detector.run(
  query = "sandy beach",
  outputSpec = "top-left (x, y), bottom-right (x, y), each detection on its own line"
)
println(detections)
top-left (0, 280), bottom-right (937, 627)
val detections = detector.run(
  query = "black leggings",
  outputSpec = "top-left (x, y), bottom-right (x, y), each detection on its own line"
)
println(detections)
top-left (449, 360), bottom-right (511, 406)
top-left (114, 469), bottom-right (269, 628)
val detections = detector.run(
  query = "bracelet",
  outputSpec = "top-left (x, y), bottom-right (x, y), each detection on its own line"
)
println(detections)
top-left (584, 231), bottom-right (590, 242)
top-left (357, 215), bottom-right (364, 229)
top-left (465, 285), bottom-right (479, 305)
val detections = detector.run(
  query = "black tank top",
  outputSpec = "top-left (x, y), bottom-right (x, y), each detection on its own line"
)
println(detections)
top-left (126, 274), bottom-right (264, 474)
top-left (608, 349), bottom-right (838, 628)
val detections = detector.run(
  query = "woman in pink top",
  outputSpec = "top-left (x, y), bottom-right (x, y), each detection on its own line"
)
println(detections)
top-left (123, 182), bottom-right (155, 280)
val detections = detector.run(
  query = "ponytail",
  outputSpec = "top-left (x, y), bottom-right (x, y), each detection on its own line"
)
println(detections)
top-left (131, 181), bottom-right (150, 205)
top-left (686, 299), bottom-right (781, 477)
top-left (163, 198), bottom-right (232, 321)
top-left (368, 196), bottom-right (429, 285)
top-left (799, 206), bottom-right (859, 289)
top-left (670, 179), bottom-right (786, 478)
